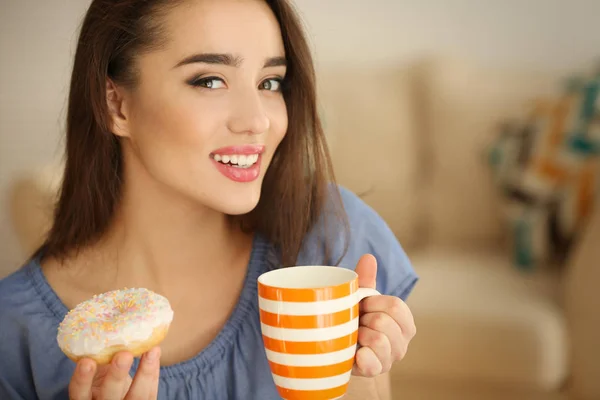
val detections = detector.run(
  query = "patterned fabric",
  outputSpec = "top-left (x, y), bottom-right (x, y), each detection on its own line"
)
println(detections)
top-left (487, 72), bottom-right (600, 271)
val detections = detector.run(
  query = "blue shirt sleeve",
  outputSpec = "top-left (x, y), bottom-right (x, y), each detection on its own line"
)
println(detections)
top-left (297, 185), bottom-right (418, 300)
top-left (0, 269), bottom-right (39, 400)
top-left (0, 263), bottom-right (74, 400)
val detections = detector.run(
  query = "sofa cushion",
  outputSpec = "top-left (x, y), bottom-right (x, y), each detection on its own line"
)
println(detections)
top-left (423, 58), bottom-right (562, 248)
top-left (395, 247), bottom-right (568, 390)
top-left (317, 65), bottom-right (423, 248)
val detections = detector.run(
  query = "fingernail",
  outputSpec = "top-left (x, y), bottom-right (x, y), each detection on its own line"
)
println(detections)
top-left (146, 348), bottom-right (160, 362)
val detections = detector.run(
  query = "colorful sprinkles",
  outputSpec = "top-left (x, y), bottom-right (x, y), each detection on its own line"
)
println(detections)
top-left (57, 288), bottom-right (173, 355)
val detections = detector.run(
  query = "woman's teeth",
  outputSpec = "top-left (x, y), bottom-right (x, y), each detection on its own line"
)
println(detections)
top-left (213, 153), bottom-right (259, 168)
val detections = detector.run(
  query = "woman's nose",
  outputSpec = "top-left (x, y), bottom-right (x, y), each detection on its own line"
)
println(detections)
top-left (227, 91), bottom-right (270, 135)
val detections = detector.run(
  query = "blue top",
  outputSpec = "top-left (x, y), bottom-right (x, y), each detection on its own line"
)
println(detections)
top-left (0, 186), bottom-right (418, 400)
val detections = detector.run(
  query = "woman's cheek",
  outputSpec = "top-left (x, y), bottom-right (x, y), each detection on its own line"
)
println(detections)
top-left (266, 97), bottom-right (288, 143)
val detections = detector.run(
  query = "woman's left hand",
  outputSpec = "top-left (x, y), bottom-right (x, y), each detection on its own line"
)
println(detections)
top-left (352, 254), bottom-right (417, 377)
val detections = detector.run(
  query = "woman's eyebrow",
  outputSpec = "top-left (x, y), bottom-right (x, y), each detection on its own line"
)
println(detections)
top-left (263, 56), bottom-right (287, 68)
top-left (173, 53), bottom-right (286, 69)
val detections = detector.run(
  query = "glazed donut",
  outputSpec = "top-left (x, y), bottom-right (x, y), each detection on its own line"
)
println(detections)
top-left (57, 288), bottom-right (174, 365)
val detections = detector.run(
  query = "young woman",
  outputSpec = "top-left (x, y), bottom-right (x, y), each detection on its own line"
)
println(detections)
top-left (0, 0), bottom-right (418, 399)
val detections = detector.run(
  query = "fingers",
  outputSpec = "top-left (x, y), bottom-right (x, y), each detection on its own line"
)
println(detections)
top-left (354, 326), bottom-right (391, 377)
top-left (99, 352), bottom-right (134, 400)
top-left (360, 296), bottom-right (416, 339)
top-left (125, 347), bottom-right (161, 400)
top-left (360, 311), bottom-right (406, 362)
top-left (69, 359), bottom-right (97, 400)
top-left (353, 294), bottom-right (417, 378)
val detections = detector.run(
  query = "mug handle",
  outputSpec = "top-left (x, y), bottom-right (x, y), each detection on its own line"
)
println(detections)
top-left (356, 287), bottom-right (380, 301)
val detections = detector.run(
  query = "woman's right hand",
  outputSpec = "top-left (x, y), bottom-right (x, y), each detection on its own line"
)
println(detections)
top-left (68, 347), bottom-right (161, 400)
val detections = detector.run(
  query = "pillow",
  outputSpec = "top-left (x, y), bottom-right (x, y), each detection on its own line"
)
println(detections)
top-left (487, 73), bottom-right (600, 271)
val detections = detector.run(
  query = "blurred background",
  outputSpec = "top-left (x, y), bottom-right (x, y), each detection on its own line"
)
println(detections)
top-left (1, 1), bottom-right (599, 399)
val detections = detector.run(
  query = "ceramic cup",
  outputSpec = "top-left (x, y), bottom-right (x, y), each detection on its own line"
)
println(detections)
top-left (257, 265), bottom-right (380, 400)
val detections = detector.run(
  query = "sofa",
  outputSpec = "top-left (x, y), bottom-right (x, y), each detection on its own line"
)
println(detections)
top-left (7, 57), bottom-right (600, 399)
top-left (317, 57), bottom-right (599, 399)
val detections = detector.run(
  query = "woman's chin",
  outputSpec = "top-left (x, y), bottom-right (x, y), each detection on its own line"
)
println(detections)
top-left (211, 192), bottom-right (261, 216)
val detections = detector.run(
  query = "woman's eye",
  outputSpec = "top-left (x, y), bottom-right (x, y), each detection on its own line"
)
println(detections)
top-left (259, 78), bottom-right (282, 92)
top-left (190, 77), bottom-right (226, 89)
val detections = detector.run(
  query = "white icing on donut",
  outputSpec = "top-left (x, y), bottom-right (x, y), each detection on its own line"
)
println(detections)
top-left (57, 288), bottom-right (174, 356)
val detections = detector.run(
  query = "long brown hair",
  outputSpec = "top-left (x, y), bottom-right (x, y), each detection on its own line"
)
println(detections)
top-left (39, 0), bottom-right (348, 267)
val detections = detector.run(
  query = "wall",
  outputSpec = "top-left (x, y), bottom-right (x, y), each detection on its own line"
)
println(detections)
top-left (298, 0), bottom-right (599, 72)
top-left (1, 0), bottom-right (93, 276)
top-left (0, 0), bottom-right (598, 276)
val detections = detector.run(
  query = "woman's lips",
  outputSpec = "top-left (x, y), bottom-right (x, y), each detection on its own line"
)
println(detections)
top-left (210, 145), bottom-right (264, 183)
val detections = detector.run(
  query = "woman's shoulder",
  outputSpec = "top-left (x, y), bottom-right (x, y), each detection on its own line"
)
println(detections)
top-left (0, 262), bottom-right (38, 396)
top-left (0, 256), bottom-right (67, 332)
top-left (0, 260), bottom-right (40, 318)
top-left (0, 258), bottom-right (69, 399)
top-left (0, 258), bottom-right (58, 347)
top-left (298, 184), bottom-right (419, 300)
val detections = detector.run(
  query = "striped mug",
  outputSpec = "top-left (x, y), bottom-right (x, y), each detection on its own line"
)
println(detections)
top-left (257, 265), bottom-right (380, 400)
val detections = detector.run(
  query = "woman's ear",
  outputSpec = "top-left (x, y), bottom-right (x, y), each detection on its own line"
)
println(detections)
top-left (106, 79), bottom-right (131, 138)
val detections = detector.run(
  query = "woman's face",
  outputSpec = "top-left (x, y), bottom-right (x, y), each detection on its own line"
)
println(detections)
top-left (113, 0), bottom-right (288, 215)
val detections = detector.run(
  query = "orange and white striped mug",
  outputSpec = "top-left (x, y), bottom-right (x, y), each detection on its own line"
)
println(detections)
top-left (257, 265), bottom-right (380, 400)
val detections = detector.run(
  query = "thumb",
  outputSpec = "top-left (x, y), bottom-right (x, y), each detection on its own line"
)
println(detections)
top-left (355, 254), bottom-right (377, 289)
